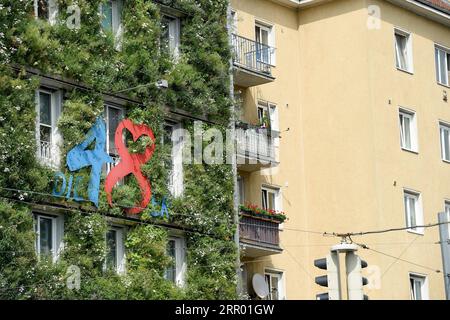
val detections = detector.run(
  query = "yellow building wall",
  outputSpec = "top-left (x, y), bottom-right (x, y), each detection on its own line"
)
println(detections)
top-left (232, 0), bottom-right (450, 300)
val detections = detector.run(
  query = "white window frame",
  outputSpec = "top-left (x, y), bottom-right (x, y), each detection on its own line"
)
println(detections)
top-left (255, 20), bottom-right (276, 66)
top-left (100, 0), bottom-right (123, 50)
top-left (34, 0), bottom-right (58, 25)
top-left (261, 186), bottom-right (282, 212)
top-left (409, 273), bottom-right (429, 300)
top-left (229, 9), bottom-right (238, 35)
top-left (104, 104), bottom-right (125, 174)
top-left (435, 44), bottom-right (450, 87)
top-left (161, 13), bottom-right (181, 58)
top-left (105, 226), bottom-right (126, 275)
top-left (399, 108), bottom-right (418, 152)
top-left (34, 212), bottom-right (64, 263)
top-left (264, 269), bottom-right (286, 300)
top-left (440, 121), bottom-right (450, 162)
top-left (394, 28), bottom-right (413, 74)
top-left (165, 236), bottom-right (186, 287)
top-left (35, 88), bottom-right (62, 168)
top-left (403, 190), bottom-right (424, 234)
top-left (104, 104), bottom-right (125, 156)
top-left (164, 122), bottom-right (184, 198)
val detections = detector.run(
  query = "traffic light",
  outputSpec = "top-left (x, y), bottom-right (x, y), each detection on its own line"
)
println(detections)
top-left (345, 251), bottom-right (369, 300)
top-left (314, 252), bottom-right (341, 300)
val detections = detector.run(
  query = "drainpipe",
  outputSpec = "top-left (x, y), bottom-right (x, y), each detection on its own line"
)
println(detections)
top-left (227, 3), bottom-right (242, 298)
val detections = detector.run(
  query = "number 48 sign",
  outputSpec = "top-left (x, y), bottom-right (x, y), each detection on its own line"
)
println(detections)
top-left (53, 117), bottom-right (156, 215)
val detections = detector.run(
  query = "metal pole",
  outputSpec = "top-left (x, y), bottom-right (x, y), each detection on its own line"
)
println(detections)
top-left (227, 4), bottom-right (242, 298)
top-left (438, 212), bottom-right (450, 300)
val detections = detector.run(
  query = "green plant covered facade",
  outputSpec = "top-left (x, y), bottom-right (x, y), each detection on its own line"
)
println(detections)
top-left (0, 0), bottom-right (237, 299)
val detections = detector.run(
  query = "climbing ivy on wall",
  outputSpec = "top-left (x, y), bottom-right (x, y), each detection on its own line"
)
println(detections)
top-left (0, 0), bottom-right (237, 299)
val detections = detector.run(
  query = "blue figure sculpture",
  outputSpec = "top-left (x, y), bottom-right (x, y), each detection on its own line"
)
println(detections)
top-left (66, 117), bottom-right (112, 207)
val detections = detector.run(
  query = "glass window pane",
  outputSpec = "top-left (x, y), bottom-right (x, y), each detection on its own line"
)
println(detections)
top-left (414, 279), bottom-right (422, 300)
top-left (39, 217), bottom-right (53, 257)
top-left (165, 240), bottom-right (176, 282)
top-left (37, 0), bottom-right (49, 20)
top-left (39, 92), bottom-right (52, 126)
top-left (444, 53), bottom-right (450, 85)
top-left (436, 48), bottom-right (441, 83)
top-left (264, 274), bottom-right (271, 300)
top-left (271, 276), bottom-right (279, 300)
top-left (442, 128), bottom-right (446, 160)
top-left (403, 116), bottom-right (411, 149)
top-left (409, 197), bottom-right (416, 228)
top-left (410, 278), bottom-right (415, 299)
top-left (439, 49), bottom-right (447, 85)
top-left (445, 129), bottom-right (450, 161)
top-left (161, 16), bottom-right (176, 54)
top-left (395, 34), bottom-right (407, 70)
top-left (262, 190), bottom-right (268, 210)
top-left (268, 192), bottom-right (275, 211)
top-left (261, 30), bottom-right (269, 46)
top-left (107, 107), bottom-right (122, 154)
top-left (255, 26), bottom-right (261, 43)
top-left (40, 126), bottom-right (51, 143)
top-left (106, 230), bottom-right (117, 270)
top-left (102, 1), bottom-right (113, 31)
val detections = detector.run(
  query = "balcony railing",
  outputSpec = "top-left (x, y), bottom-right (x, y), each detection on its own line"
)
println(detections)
top-left (231, 34), bottom-right (275, 87)
top-left (37, 140), bottom-right (59, 167)
top-left (236, 123), bottom-right (277, 168)
top-left (239, 214), bottom-right (282, 257)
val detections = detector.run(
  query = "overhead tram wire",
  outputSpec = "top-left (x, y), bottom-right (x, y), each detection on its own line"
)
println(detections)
top-left (325, 221), bottom-right (450, 239)
top-left (353, 240), bottom-right (443, 274)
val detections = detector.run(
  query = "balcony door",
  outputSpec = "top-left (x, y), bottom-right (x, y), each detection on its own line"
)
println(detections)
top-left (255, 24), bottom-right (270, 65)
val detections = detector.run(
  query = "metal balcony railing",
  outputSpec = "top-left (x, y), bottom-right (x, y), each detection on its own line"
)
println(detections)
top-left (240, 215), bottom-right (280, 248)
top-left (37, 140), bottom-right (58, 166)
top-left (231, 34), bottom-right (275, 76)
top-left (236, 123), bottom-right (276, 164)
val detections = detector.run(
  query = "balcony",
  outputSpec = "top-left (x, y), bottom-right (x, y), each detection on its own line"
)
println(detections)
top-left (236, 122), bottom-right (278, 172)
top-left (37, 140), bottom-right (59, 168)
top-left (239, 213), bottom-right (282, 257)
top-left (232, 34), bottom-right (275, 88)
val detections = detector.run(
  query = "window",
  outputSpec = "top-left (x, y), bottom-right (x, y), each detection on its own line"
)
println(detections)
top-left (440, 122), bottom-right (450, 162)
top-left (435, 45), bottom-right (450, 87)
top-left (404, 190), bottom-right (424, 234)
top-left (445, 201), bottom-right (450, 239)
top-left (255, 22), bottom-right (275, 66)
top-left (101, 0), bottom-right (123, 49)
top-left (165, 237), bottom-right (186, 286)
top-left (257, 105), bottom-right (269, 128)
top-left (34, 0), bottom-right (57, 24)
top-left (262, 186), bottom-right (281, 211)
top-left (161, 14), bottom-right (180, 57)
top-left (36, 89), bottom-right (62, 167)
top-left (409, 274), bottom-right (428, 300)
top-left (394, 29), bottom-right (413, 73)
top-left (105, 227), bottom-right (125, 274)
top-left (257, 101), bottom-right (278, 131)
top-left (34, 213), bottom-right (64, 262)
top-left (399, 109), bottom-right (418, 152)
top-left (104, 104), bottom-right (125, 173)
top-left (264, 270), bottom-right (285, 300)
top-left (163, 123), bottom-right (184, 198)
top-left (229, 10), bottom-right (237, 34)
